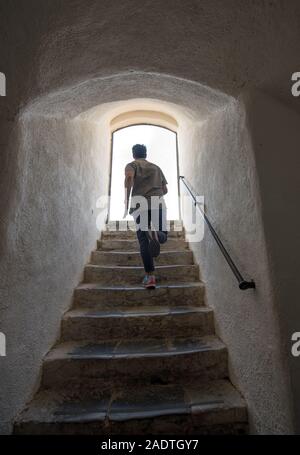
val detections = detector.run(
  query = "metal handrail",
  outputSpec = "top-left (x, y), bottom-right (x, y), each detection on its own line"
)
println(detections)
top-left (179, 175), bottom-right (255, 290)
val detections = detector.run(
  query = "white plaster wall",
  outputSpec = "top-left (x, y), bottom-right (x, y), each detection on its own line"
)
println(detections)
top-left (0, 114), bottom-right (110, 433)
top-left (245, 91), bottom-right (300, 432)
top-left (178, 92), bottom-right (295, 434)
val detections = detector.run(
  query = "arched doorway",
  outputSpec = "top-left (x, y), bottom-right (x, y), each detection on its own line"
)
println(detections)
top-left (108, 124), bottom-right (180, 220)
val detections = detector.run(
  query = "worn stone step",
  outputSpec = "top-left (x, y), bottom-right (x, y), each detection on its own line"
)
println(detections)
top-left (74, 282), bottom-right (205, 308)
top-left (91, 250), bottom-right (194, 266)
top-left (61, 306), bottom-right (214, 342)
top-left (97, 238), bottom-right (189, 251)
top-left (14, 380), bottom-right (247, 435)
top-left (84, 264), bottom-right (199, 285)
top-left (101, 229), bottom-right (185, 240)
top-left (41, 336), bottom-right (227, 390)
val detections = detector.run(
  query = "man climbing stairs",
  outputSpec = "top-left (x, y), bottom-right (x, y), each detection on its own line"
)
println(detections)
top-left (14, 221), bottom-right (248, 434)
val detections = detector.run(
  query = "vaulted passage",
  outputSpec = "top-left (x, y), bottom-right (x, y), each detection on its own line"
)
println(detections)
top-left (6, 73), bottom-right (298, 436)
top-left (1, 1), bottom-right (300, 435)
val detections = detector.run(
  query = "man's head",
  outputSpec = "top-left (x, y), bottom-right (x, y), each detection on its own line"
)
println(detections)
top-left (132, 144), bottom-right (147, 159)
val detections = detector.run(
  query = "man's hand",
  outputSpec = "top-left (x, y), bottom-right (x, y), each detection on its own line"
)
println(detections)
top-left (124, 165), bottom-right (134, 219)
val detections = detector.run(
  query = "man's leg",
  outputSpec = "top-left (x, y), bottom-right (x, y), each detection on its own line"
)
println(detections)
top-left (135, 210), bottom-right (156, 288)
top-left (157, 203), bottom-right (168, 244)
top-left (149, 203), bottom-right (168, 248)
top-left (136, 229), bottom-right (155, 275)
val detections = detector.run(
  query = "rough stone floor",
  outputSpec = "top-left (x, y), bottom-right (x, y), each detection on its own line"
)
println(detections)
top-left (14, 221), bottom-right (248, 434)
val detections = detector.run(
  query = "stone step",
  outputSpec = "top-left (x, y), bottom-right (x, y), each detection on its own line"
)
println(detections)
top-left (91, 250), bottom-right (194, 266)
top-left (14, 380), bottom-right (247, 435)
top-left (97, 238), bottom-right (189, 251)
top-left (101, 229), bottom-right (185, 240)
top-left (61, 306), bottom-right (214, 342)
top-left (41, 336), bottom-right (228, 391)
top-left (73, 282), bottom-right (205, 309)
top-left (84, 264), bottom-right (199, 285)
top-left (13, 207), bottom-right (249, 435)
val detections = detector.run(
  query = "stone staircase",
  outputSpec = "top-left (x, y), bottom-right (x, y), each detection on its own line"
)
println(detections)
top-left (14, 220), bottom-right (248, 434)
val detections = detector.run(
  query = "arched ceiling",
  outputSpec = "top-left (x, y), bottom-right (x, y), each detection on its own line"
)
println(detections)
top-left (21, 71), bottom-right (232, 124)
top-left (110, 110), bottom-right (178, 132)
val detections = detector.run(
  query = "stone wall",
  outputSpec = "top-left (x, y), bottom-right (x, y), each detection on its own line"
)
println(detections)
top-left (0, 113), bottom-right (110, 433)
top-left (178, 91), bottom-right (297, 434)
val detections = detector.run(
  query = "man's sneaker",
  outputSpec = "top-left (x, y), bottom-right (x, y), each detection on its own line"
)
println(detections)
top-left (142, 275), bottom-right (156, 289)
top-left (147, 230), bottom-right (160, 258)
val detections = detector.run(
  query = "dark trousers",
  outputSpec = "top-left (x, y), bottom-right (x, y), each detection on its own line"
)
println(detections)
top-left (133, 206), bottom-right (168, 273)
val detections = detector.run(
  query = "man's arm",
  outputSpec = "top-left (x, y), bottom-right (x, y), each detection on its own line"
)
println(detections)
top-left (161, 171), bottom-right (168, 195)
top-left (124, 164), bottom-right (135, 216)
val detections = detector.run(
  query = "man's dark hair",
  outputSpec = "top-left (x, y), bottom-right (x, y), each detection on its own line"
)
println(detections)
top-left (132, 144), bottom-right (147, 159)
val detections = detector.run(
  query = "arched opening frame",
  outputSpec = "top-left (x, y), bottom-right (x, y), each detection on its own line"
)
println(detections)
top-left (107, 122), bottom-right (181, 222)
